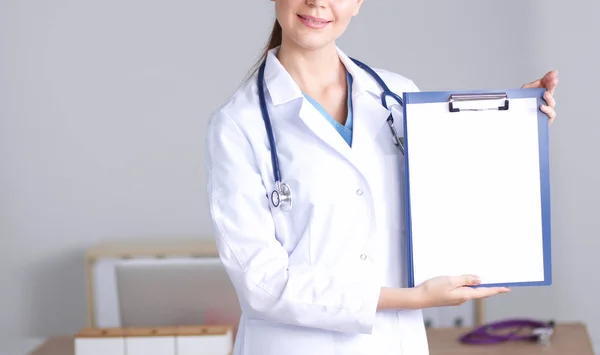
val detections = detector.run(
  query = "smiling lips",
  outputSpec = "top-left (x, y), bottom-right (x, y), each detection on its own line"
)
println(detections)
top-left (297, 14), bottom-right (331, 29)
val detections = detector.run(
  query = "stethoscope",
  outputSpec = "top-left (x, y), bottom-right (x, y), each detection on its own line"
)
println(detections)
top-left (257, 57), bottom-right (405, 212)
top-left (459, 319), bottom-right (555, 345)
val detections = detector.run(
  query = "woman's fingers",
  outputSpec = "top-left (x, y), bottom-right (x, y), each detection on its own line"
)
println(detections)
top-left (541, 104), bottom-right (556, 124)
top-left (464, 286), bottom-right (511, 299)
top-left (544, 90), bottom-right (556, 108)
top-left (419, 275), bottom-right (511, 308)
top-left (449, 286), bottom-right (510, 305)
top-left (450, 274), bottom-right (482, 288)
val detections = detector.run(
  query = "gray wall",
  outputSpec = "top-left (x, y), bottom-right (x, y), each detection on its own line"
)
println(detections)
top-left (1, 0), bottom-right (598, 354)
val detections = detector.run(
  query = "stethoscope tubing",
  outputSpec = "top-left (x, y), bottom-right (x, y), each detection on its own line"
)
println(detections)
top-left (257, 57), bottom-right (406, 210)
top-left (257, 60), bottom-right (282, 183)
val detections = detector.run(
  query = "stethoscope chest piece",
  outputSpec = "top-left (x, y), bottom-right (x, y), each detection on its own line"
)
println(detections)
top-left (271, 181), bottom-right (292, 211)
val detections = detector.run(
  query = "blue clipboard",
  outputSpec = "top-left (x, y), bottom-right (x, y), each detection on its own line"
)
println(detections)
top-left (402, 88), bottom-right (552, 288)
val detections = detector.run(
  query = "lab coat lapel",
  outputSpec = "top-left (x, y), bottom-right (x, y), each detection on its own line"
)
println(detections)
top-left (262, 47), bottom-right (392, 179)
top-left (297, 99), bottom-right (354, 162)
top-left (350, 91), bottom-right (393, 154)
top-left (338, 49), bottom-right (393, 170)
top-left (342, 90), bottom-right (393, 184)
top-left (295, 85), bottom-right (391, 178)
top-left (296, 49), bottom-right (395, 175)
top-left (263, 48), bottom-right (357, 170)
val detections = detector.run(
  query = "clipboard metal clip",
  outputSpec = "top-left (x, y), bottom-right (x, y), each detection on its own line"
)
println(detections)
top-left (448, 93), bottom-right (509, 113)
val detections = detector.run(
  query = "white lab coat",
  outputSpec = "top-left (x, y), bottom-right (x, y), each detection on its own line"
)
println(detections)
top-left (205, 46), bottom-right (429, 355)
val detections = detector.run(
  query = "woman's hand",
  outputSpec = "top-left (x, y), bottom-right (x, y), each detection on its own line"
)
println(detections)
top-left (521, 70), bottom-right (559, 125)
top-left (415, 275), bottom-right (510, 308)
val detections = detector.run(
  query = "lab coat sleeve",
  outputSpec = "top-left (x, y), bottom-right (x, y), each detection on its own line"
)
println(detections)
top-left (410, 80), bottom-right (420, 93)
top-left (206, 110), bottom-right (381, 335)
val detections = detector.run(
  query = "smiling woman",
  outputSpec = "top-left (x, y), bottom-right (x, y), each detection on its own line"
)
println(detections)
top-left (275, 0), bottom-right (356, 46)
top-left (297, 14), bottom-right (331, 29)
top-left (205, 1), bottom-right (558, 355)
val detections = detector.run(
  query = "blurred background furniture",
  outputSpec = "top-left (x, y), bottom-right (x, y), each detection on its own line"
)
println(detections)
top-left (85, 239), bottom-right (240, 331)
top-left (426, 322), bottom-right (594, 355)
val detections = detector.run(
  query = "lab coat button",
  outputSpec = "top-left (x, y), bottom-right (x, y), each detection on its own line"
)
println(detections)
top-left (360, 254), bottom-right (367, 260)
top-left (356, 189), bottom-right (363, 196)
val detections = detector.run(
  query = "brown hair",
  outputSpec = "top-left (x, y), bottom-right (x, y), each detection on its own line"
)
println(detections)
top-left (247, 19), bottom-right (283, 80)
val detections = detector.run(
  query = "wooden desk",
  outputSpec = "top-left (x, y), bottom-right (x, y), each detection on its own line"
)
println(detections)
top-left (29, 323), bottom-right (595, 355)
top-left (427, 323), bottom-right (594, 355)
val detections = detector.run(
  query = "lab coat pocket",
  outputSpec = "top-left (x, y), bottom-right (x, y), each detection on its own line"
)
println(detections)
top-left (243, 318), bottom-right (334, 355)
